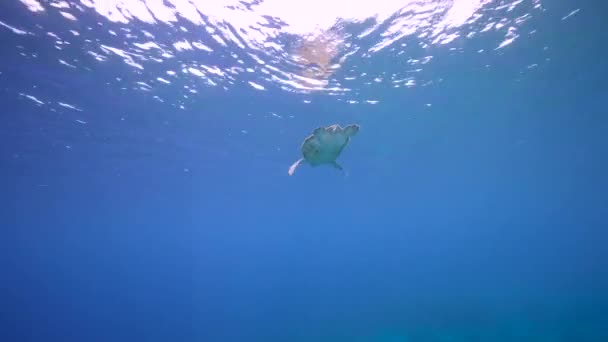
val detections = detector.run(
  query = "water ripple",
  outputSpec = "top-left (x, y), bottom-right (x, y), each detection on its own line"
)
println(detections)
top-left (10, 0), bottom-right (545, 105)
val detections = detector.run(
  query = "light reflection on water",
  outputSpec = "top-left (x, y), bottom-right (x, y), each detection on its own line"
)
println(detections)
top-left (6, 0), bottom-right (548, 108)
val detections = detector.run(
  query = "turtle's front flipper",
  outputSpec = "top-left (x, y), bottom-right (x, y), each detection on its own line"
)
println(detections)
top-left (288, 158), bottom-right (304, 176)
top-left (331, 161), bottom-right (343, 171)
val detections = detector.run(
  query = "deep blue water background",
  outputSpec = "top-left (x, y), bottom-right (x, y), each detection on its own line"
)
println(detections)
top-left (2, 1), bottom-right (608, 341)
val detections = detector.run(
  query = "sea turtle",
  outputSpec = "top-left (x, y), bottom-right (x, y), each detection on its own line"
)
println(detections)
top-left (288, 123), bottom-right (360, 176)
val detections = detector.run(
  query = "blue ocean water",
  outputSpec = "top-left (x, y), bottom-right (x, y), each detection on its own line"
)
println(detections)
top-left (2, 0), bottom-right (607, 341)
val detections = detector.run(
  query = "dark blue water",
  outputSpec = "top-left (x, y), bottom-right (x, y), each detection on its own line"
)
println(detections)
top-left (2, 0), bottom-right (607, 341)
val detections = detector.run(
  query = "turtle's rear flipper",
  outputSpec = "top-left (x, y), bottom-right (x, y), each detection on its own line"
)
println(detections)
top-left (288, 158), bottom-right (304, 176)
top-left (344, 124), bottom-right (360, 137)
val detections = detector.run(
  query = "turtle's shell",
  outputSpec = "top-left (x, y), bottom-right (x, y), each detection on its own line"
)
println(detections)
top-left (300, 124), bottom-right (358, 166)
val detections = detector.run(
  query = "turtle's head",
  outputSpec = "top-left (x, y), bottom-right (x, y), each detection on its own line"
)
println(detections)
top-left (344, 124), bottom-right (360, 137)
